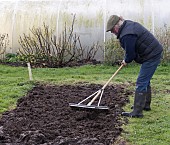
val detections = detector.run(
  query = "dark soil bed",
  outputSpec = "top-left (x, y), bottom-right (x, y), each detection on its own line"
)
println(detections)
top-left (0, 83), bottom-right (132, 145)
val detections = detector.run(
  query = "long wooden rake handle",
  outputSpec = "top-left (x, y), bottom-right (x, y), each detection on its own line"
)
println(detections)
top-left (102, 64), bottom-right (124, 90)
top-left (87, 64), bottom-right (124, 106)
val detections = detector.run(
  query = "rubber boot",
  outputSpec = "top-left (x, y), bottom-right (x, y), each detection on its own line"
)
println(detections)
top-left (131, 86), bottom-right (151, 111)
top-left (144, 86), bottom-right (151, 111)
top-left (121, 91), bottom-right (146, 118)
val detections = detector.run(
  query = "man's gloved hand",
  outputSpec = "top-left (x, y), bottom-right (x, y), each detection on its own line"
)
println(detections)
top-left (121, 60), bottom-right (127, 66)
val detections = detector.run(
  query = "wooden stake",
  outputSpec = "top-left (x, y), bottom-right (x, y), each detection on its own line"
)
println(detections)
top-left (27, 62), bottom-right (33, 81)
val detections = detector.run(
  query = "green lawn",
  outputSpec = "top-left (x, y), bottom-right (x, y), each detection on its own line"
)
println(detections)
top-left (0, 63), bottom-right (170, 145)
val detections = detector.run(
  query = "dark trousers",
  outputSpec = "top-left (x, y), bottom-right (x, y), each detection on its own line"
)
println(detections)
top-left (136, 55), bottom-right (161, 92)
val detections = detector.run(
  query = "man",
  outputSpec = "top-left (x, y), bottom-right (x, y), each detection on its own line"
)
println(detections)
top-left (106, 15), bottom-right (163, 118)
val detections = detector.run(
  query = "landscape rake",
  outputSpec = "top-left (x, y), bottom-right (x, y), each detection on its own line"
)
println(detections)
top-left (69, 64), bottom-right (124, 111)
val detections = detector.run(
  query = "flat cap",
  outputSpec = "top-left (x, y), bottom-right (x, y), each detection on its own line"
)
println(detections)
top-left (106, 15), bottom-right (120, 32)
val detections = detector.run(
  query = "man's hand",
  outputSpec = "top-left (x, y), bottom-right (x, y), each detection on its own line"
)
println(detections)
top-left (121, 60), bottom-right (127, 66)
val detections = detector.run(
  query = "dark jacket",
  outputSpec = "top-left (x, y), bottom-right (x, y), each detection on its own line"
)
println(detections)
top-left (117, 20), bottom-right (163, 63)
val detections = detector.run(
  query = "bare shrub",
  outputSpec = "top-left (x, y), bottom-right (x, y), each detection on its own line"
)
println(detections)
top-left (18, 15), bottom-right (101, 67)
top-left (155, 24), bottom-right (170, 63)
top-left (104, 38), bottom-right (124, 65)
top-left (0, 33), bottom-right (9, 59)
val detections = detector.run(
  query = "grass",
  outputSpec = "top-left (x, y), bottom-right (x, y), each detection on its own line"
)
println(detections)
top-left (0, 63), bottom-right (170, 145)
top-left (121, 64), bottom-right (170, 145)
top-left (0, 65), bottom-right (34, 113)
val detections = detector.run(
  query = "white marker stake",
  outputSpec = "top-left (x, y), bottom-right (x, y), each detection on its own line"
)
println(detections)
top-left (27, 62), bottom-right (33, 81)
